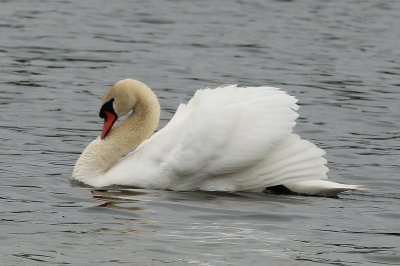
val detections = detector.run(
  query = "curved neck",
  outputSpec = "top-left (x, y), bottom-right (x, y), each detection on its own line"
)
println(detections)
top-left (73, 90), bottom-right (160, 186)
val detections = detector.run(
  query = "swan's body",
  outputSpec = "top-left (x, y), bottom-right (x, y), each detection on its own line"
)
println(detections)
top-left (73, 79), bottom-right (362, 197)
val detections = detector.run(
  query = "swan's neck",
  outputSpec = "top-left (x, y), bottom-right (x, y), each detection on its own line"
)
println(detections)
top-left (72, 91), bottom-right (160, 186)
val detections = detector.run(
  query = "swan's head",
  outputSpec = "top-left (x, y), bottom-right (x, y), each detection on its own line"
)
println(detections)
top-left (99, 79), bottom-right (152, 140)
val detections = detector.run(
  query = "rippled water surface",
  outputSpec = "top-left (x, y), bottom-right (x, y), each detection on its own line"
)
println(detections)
top-left (1, 0), bottom-right (399, 265)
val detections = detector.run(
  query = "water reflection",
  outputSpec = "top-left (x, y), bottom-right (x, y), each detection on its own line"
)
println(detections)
top-left (91, 188), bottom-right (148, 201)
top-left (90, 188), bottom-right (146, 211)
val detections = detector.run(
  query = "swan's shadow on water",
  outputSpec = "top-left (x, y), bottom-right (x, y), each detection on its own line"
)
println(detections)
top-left (90, 187), bottom-right (310, 202)
top-left (87, 186), bottom-right (319, 216)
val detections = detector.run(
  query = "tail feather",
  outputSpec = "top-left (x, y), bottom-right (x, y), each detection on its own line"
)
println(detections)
top-left (283, 180), bottom-right (365, 197)
top-left (258, 135), bottom-right (363, 196)
top-left (200, 133), bottom-right (362, 197)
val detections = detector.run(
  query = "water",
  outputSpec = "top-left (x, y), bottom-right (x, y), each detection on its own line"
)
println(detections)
top-left (1, 0), bottom-right (399, 265)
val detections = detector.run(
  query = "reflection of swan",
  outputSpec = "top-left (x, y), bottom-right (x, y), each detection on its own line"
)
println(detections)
top-left (91, 189), bottom-right (145, 210)
top-left (73, 79), bottom-right (361, 197)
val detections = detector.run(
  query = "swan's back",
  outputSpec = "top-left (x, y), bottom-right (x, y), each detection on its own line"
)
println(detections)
top-left (104, 85), bottom-right (328, 191)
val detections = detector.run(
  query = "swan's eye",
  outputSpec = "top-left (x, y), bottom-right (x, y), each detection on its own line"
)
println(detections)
top-left (99, 98), bottom-right (115, 118)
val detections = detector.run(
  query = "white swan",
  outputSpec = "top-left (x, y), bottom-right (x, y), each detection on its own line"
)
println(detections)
top-left (73, 79), bottom-right (362, 197)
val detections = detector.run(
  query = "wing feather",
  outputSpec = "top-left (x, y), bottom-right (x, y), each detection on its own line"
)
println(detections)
top-left (106, 85), bottom-right (327, 191)
top-left (158, 85), bottom-right (299, 178)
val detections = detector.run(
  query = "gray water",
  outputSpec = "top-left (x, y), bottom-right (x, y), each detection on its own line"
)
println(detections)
top-left (1, 0), bottom-right (399, 265)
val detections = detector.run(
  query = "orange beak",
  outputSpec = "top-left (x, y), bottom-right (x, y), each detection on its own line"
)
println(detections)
top-left (101, 110), bottom-right (118, 140)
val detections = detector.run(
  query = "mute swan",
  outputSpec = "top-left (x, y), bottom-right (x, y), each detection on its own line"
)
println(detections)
top-left (73, 79), bottom-right (362, 197)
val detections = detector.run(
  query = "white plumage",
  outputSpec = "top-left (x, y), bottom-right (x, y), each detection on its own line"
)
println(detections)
top-left (73, 80), bottom-right (362, 197)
